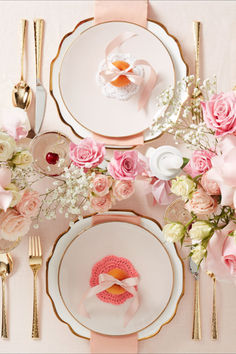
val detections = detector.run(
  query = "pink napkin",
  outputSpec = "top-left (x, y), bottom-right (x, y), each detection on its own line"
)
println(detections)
top-left (93, 0), bottom-right (148, 147)
top-left (90, 213), bottom-right (141, 353)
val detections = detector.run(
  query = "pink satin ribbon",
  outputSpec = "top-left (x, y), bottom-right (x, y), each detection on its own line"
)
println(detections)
top-left (99, 32), bottom-right (157, 110)
top-left (0, 167), bottom-right (12, 211)
top-left (207, 135), bottom-right (236, 208)
top-left (79, 273), bottom-right (139, 327)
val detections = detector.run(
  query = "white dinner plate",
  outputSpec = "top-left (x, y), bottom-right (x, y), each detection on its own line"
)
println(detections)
top-left (50, 19), bottom-right (187, 148)
top-left (47, 211), bottom-right (184, 340)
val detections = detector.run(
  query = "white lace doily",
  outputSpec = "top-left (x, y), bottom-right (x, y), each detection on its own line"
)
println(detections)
top-left (96, 53), bottom-right (144, 101)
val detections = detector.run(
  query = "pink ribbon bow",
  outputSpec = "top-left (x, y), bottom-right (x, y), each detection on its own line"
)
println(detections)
top-left (207, 135), bottom-right (236, 208)
top-left (99, 31), bottom-right (157, 110)
top-left (79, 273), bottom-right (139, 327)
top-left (0, 168), bottom-right (12, 211)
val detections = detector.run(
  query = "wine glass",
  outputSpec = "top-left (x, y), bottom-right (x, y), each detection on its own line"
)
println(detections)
top-left (30, 131), bottom-right (71, 176)
top-left (0, 237), bottom-right (21, 254)
top-left (164, 198), bottom-right (192, 225)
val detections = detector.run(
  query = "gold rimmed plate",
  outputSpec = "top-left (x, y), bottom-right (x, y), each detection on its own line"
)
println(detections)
top-left (46, 210), bottom-right (184, 340)
top-left (50, 18), bottom-right (188, 148)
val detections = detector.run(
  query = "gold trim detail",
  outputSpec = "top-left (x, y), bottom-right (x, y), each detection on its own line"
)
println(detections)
top-left (49, 18), bottom-right (188, 149)
top-left (46, 209), bottom-right (185, 341)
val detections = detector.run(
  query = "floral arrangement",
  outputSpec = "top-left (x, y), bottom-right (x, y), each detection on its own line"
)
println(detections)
top-left (0, 108), bottom-right (41, 242)
top-left (0, 108), bottom-right (147, 242)
top-left (151, 76), bottom-right (236, 280)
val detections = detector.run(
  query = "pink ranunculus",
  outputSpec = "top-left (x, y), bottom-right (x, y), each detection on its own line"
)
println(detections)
top-left (184, 150), bottom-right (215, 178)
top-left (69, 138), bottom-right (105, 170)
top-left (185, 187), bottom-right (217, 215)
top-left (0, 107), bottom-right (30, 140)
top-left (92, 174), bottom-right (112, 197)
top-left (201, 91), bottom-right (236, 136)
top-left (16, 189), bottom-right (41, 218)
top-left (202, 222), bottom-right (236, 283)
top-left (112, 180), bottom-right (135, 201)
top-left (0, 209), bottom-right (31, 241)
top-left (200, 171), bottom-right (221, 195)
top-left (90, 193), bottom-right (113, 213)
top-left (108, 151), bottom-right (146, 181)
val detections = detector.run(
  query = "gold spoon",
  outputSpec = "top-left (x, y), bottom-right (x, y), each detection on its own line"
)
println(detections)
top-left (0, 253), bottom-right (13, 338)
top-left (207, 271), bottom-right (218, 340)
top-left (12, 19), bottom-right (32, 110)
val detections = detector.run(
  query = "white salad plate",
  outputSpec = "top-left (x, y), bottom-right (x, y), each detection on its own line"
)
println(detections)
top-left (50, 19), bottom-right (187, 148)
top-left (46, 211), bottom-right (184, 340)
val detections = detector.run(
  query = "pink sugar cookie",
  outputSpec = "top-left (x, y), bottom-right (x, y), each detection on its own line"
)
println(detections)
top-left (90, 255), bottom-right (139, 305)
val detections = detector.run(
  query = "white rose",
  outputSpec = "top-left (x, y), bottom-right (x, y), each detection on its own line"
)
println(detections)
top-left (191, 244), bottom-right (207, 266)
top-left (171, 175), bottom-right (196, 199)
top-left (189, 221), bottom-right (213, 242)
top-left (0, 132), bottom-right (16, 161)
top-left (146, 146), bottom-right (183, 180)
top-left (5, 183), bottom-right (21, 207)
top-left (12, 150), bottom-right (33, 168)
top-left (163, 222), bottom-right (185, 242)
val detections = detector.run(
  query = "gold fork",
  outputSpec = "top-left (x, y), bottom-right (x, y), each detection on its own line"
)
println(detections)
top-left (29, 236), bottom-right (42, 339)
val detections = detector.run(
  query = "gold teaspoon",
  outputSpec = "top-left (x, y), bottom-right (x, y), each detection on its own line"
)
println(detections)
top-left (0, 253), bottom-right (13, 338)
top-left (207, 271), bottom-right (218, 340)
top-left (12, 19), bottom-right (32, 110)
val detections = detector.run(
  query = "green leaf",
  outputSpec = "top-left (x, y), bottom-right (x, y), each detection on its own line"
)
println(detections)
top-left (181, 157), bottom-right (189, 169)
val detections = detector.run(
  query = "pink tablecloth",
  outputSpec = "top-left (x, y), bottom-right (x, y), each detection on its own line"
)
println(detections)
top-left (0, 1), bottom-right (235, 353)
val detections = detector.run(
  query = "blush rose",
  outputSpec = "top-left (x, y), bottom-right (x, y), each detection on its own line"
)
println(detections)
top-left (185, 187), bottom-right (217, 215)
top-left (112, 180), bottom-right (135, 201)
top-left (0, 209), bottom-right (31, 241)
top-left (69, 138), bottom-right (105, 170)
top-left (92, 174), bottom-right (112, 197)
top-left (184, 150), bottom-right (215, 178)
top-left (16, 189), bottom-right (41, 218)
top-left (108, 151), bottom-right (146, 181)
top-left (90, 193), bottom-right (113, 213)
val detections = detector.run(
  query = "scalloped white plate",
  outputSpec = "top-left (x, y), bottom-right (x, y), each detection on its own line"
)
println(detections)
top-left (47, 211), bottom-right (184, 340)
top-left (50, 19), bottom-right (187, 148)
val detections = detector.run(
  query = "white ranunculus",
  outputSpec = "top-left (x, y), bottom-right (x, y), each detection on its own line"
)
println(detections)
top-left (146, 146), bottom-right (183, 180)
top-left (5, 183), bottom-right (21, 207)
top-left (12, 150), bottom-right (33, 168)
top-left (189, 221), bottom-right (214, 242)
top-left (0, 132), bottom-right (16, 161)
top-left (191, 244), bottom-right (207, 266)
top-left (163, 222), bottom-right (185, 242)
top-left (171, 175), bottom-right (196, 199)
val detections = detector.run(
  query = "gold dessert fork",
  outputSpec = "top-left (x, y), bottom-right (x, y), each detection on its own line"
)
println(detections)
top-left (29, 236), bottom-right (42, 338)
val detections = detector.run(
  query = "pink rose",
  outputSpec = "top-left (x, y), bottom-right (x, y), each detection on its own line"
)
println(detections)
top-left (92, 174), bottom-right (112, 197)
top-left (0, 209), bottom-right (31, 241)
top-left (185, 187), bottom-right (217, 215)
top-left (112, 180), bottom-right (135, 201)
top-left (184, 150), bottom-right (215, 178)
top-left (203, 222), bottom-right (236, 283)
top-left (200, 171), bottom-right (221, 195)
top-left (201, 91), bottom-right (236, 136)
top-left (16, 189), bottom-right (41, 218)
top-left (0, 107), bottom-right (30, 140)
top-left (69, 138), bottom-right (105, 170)
top-left (90, 193), bottom-right (112, 213)
top-left (108, 151), bottom-right (146, 180)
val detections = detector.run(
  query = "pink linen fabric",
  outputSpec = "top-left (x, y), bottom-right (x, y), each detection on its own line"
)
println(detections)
top-left (91, 213), bottom-right (141, 353)
top-left (92, 0), bottom-right (148, 147)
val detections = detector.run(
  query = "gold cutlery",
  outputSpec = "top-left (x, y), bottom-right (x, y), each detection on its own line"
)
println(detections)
top-left (0, 253), bottom-right (13, 338)
top-left (189, 257), bottom-right (201, 340)
top-left (12, 19), bottom-right (32, 111)
top-left (207, 271), bottom-right (218, 339)
top-left (192, 21), bottom-right (202, 124)
top-left (29, 236), bottom-right (42, 339)
top-left (34, 19), bottom-right (46, 134)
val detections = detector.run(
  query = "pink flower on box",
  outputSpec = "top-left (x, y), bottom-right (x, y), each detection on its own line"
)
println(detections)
top-left (203, 222), bottom-right (236, 283)
top-left (90, 193), bottom-right (112, 213)
top-left (200, 171), bottom-right (221, 195)
top-left (0, 209), bottom-right (31, 241)
top-left (16, 189), bottom-right (41, 218)
top-left (185, 186), bottom-right (217, 215)
top-left (184, 150), bottom-right (215, 178)
top-left (92, 174), bottom-right (112, 197)
top-left (201, 91), bottom-right (236, 136)
top-left (108, 151), bottom-right (146, 180)
top-left (69, 138), bottom-right (105, 170)
top-left (112, 180), bottom-right (135, 201)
